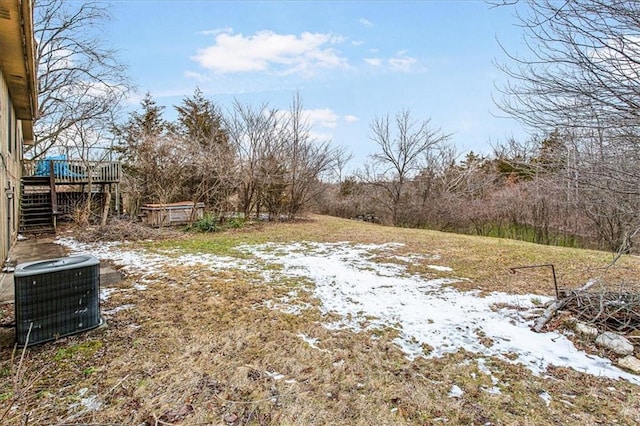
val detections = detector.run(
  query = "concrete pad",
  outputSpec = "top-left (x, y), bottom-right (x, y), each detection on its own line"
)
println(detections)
top-left (9, 236), bottom-right (67, 264)
top-left (0, 235), bottom-right (122, 304)
top-left (100, 264), bottom-right (124, 286)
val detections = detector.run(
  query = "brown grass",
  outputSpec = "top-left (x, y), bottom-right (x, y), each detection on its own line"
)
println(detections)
top-left (1, 215), bottom-right (639, 425)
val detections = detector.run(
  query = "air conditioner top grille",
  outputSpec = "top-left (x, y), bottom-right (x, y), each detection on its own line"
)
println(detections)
top-left (15, 255), bottom-right (100, 276)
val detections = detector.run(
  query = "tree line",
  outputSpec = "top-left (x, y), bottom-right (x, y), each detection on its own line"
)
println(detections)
top-left (318, 129), bottom-right (635, 252)
top-left (116, 89), bottom-right (637, 253)
top-left (30, 0), bottom-right (640, 252)
top-left (116, 91), bottom-right (341, 222)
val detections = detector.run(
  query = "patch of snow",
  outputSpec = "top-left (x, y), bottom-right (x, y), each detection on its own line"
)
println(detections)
top-left (448, 385), bottom-right (464, 398)
top-left (392, 253), bottom-right (435, 263)
top-left (264, 299), bottom-right (312, 315)
top-left (80, 395), bottom-right (102, 411)
top-left (476, 358), bottom-right (491, 375)
top-left (133, 283), bottom-right (147, 290)
top-left (57, 238), bottom-right (640, 385)
top-left (539, 391), bottom-right (552, 407)
top-left (56, 238), bottom-right (258, 282)
top-left (298, 333), bottom-right (328, 352)
top-left (427, 265), bottom-right (453, 272)
top-left (100, 287), bottom-right (117, 301)
top-left (482, 386), bottom-right (502, 395)
top-left (102, 304), bottom-right (135, 315)
top-left (69, 388), bottom-right (102, 417)
top-left (242, 241), bottom-right (640, 385)
top-left (265, 371), bottom-right (285, 380)
top-left (476, 358), bottom-right (503, 394)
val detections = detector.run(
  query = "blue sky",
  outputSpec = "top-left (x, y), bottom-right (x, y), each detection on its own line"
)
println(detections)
top-left (107, 0), bottom-right (529, 167)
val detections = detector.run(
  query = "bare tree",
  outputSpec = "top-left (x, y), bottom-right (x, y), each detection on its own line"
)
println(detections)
top-left (284, 94), bottom-right (338, 219)
top-left (362, 109), bottom-right (450, 225)
top-left (33, 0), bottom-right (130, 157)
top-left (330, 145), bottom-right (353, 184)
top-left (226, 101), bottom-right (282, 218)
top-left (494, 0), bottom-right (640, 249)
top-left (63, 114), bottom-right (120, 225)
top-left (495, 0), bottom-right (640, 131)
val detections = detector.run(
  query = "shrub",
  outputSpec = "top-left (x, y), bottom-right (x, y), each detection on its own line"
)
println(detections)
top-left (188, 213), bottom-right (219, 233)
top-left (225, 216), bottom-right (245, 229)
top-left (187, 214), bottom-right (246, 233)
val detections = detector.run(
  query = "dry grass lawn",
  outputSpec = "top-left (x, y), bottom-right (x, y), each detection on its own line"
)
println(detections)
top-left (1, 215), bottom-right (639, 425)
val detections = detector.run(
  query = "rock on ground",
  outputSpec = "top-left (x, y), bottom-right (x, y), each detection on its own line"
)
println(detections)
top-left (575, 322), bottom-right (599, 338)
top-left (595, 331), bottom-right (634, 356)
top-left (618, 356), bottom-right (640, 374)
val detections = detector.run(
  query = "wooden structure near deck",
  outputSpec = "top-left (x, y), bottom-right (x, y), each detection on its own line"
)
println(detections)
top-left (20, 159), bottom-right (121, 233)
top-left (140, 202), bottom-right (205, 227)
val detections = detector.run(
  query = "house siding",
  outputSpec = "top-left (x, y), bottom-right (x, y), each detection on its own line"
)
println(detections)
top-left (0, 70), bottom-right (23, 263)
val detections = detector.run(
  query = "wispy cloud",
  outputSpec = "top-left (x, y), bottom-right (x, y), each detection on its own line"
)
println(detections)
top-left (305, 108), bottom-right (340, 128)
top-left (364, 50), bottom-right (424, 73)
top-left (275, 107), bottom-right (340, 131)
top-left (359, 18), bottom-right (374, 27)
top-left (184, 70), bottom-right (210, 82)
top-left (364, 57), bottom-right (382, 67)
top-left (198, 27), bottom-right (233, 36)
top-left (344, 115), bottom-right (359, 123)
top-left (191, 28), bottom-right (348, 77)
top-left (389, 50), bottom-right (419, 72)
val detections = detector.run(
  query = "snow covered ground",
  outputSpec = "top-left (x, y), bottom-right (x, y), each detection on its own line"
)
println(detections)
top-left (57, 238), bottom-right (640, 385)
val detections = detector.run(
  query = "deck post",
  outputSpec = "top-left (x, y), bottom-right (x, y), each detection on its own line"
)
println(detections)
top-left (48, 161), bottom-right (57, 215)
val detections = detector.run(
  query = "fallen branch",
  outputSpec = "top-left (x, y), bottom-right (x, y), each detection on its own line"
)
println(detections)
top-left (532, 299), bottom-right (567, 332)
top-left (532, 280), bottom-right (598, 333)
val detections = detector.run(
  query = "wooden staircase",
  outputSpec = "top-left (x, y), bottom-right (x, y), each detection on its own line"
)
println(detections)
top-left (20, 176), bottom-right (56, 233)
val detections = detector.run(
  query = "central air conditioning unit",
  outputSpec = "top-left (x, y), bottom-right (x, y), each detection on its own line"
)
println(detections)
top-left (14, 255), bottom-right (101, 346)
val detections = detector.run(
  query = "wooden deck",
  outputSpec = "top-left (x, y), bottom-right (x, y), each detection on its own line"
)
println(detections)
top-left (22, 159), bottom-right (121, 184)
top-left (20, 159), bottom-right (121, 233)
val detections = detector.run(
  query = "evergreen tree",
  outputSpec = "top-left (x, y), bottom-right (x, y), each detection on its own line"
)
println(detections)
top-left (173, 88), bottom-right (228, 147)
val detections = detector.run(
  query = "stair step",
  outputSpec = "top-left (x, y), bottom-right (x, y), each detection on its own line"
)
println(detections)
top-left (22, 178), bottom-right (51, 186)
top-left (22, 176), bottom-right (50, 181)
top-left (21, 201), bottom-right (51, 207)
top-left (20, 226), bottom-right (55, 234)
top-left (22, 194), bottom-right (52, 199)
top-left (21, 213), bottom-right (53, 220)
top-left (21, 202), bottom-right (52, 207)
top-left (25, 207), bottom-right (52, 212)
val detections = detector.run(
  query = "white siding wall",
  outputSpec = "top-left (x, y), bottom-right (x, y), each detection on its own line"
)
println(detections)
top-left (0, 70), bottom-right (23, 263)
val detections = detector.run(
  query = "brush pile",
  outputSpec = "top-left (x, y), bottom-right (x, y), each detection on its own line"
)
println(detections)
top-left (561, 287), bottom-right (640, 334)
top-left (72, 218), bottom-right (183, 243)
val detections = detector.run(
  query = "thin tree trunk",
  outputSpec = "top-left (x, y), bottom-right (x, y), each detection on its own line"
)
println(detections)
top-left (101, 184), bottom-right (111, 226)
